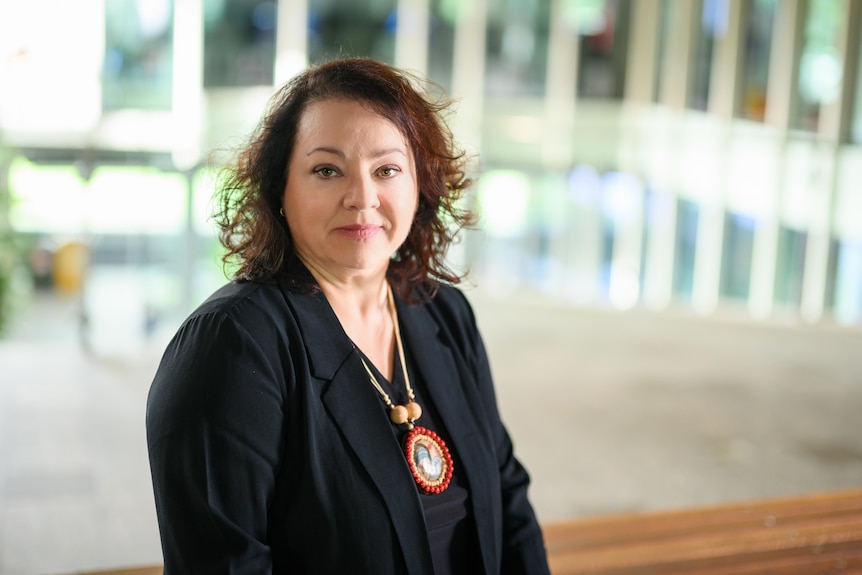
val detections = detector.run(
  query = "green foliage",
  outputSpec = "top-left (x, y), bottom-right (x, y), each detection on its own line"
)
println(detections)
top-left (0, 232), bottom-right (25, 336)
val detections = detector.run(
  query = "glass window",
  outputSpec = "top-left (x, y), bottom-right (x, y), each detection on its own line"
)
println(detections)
top-left (639, 186), bottom-right (674, 301)
top-left (203, 0), bottom-right (277, 87)
top-left (673, 197), bottom-right (698, 301)
top-left (793, 0), bottom-right (843, 131)
top-left (103, 0), bottom-right (174, 111)
top-left (8, 157), bottom-right (86, 233)
top-left (600, 171), bottom-right (642, 309)
top-left (565, 165), bottom-right (604, 302)
top-left (851, 17), bottom-right (862, 143)
top-left (824, 236), bottom-right (839, 311)
top-left (427, 0), bottom-right (457, 92)
top-left (774, 225), bottom-right (807, 307)
top-left (484, 0), bottom-right (551, 98)
top-left (689, 0), bottom-right (726, 111)
top-left (720, 212), bottom-right (756, 299)
top-left (599, 204), bottom-right (615, 298)
top-left (8, 157), bottom-right (187, 234)
top-left (652, 0), bottom-right (671, 102)
top-left (737, 0), bottom-right (776, 121)
top-left (474, 169), bottom-right (532, 291)
top-left (526, 172), bottom-right (569, 290)
top-left (833, 238), bottom-right (862, 325)
top-left (577, 0), bottom-right (631, 99)
top-left (308, 0), bottom-right (397, 65)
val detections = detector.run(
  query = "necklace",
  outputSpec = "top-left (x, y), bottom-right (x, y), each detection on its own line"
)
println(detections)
top-left (358, 284), bottom-right (454, 494)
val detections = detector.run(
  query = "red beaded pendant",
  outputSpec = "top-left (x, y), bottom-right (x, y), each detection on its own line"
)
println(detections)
top-left (403, 426), bottom-right (454, 494)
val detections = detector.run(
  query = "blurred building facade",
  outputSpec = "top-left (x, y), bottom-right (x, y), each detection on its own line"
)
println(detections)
top-left (1, 0), bottom-right (861, 347)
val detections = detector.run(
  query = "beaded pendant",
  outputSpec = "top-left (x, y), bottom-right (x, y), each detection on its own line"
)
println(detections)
top-left (403, 426), bottom-right (454, 494)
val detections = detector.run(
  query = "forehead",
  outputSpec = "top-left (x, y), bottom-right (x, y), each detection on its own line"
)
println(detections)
top-left (295, 99), bottom-right (408, 143)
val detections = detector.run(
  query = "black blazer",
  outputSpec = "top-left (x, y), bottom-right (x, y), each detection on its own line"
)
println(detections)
top-left (146, 278), bottom-right (550, 574)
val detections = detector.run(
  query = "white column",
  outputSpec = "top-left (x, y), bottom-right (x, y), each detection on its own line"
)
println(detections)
top-left (800, 0), bottom-right (860, 323)
top-left (749, 0), bottom-right (805, 319)
top-left (622, 0), bottom-right (663, 309)
top-left (172, 0), bottom-right (204, 313)
top-left (450, 0), bottom-right (487, 152)
top-left (691, 0), bottom-right (744, 314)
top-left (691, 194), bottom-right (725, 314)
top-left (829, 0), bottom-right (861, 143)
top-left (541, 0), bottom-right (577, 169)
top-left (748, 213), bottom-right (780, 319)
top-left (172, 0), bottom-right (204, 171)
top-left (642, 190), bottom-right (678, 310)
top-left (564, 168), bottom-right (604, 305)
top-left (607, 174), bottom-right (645, 311)
top-left (658, 0), bottom-right (700, 109)
top-left (707, 0), bottom-right (744, 120)
top-left (764, 0), bottom-right (805, 129)
top-left (395, 0), bottom-right (430, 76)
top-left (624, 0), bottom-right (661, 103)
top-left (692, 0), bottom-right (746, 312)
top-left (816, 0), bottom-right (859, 141)
top-left (275, 0), bottom-right (308, 86)
top-left (799, 145), bottom-right (835, 323)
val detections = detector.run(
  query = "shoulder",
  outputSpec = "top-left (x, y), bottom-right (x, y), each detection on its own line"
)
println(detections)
top-left (150, 281), bottom-right (293, 405)
top-left (417, 283), bottom-right (474, 326)
top-left (147, 282), bottom-right (293, 450)
top-left (417, 283), bottom-right (483, 352)
top-left (185, 280), bottom-right (291, 338)
top-left (425, 283), bottom-right (475, 319)
top-left (156, 280), bottom-right (295, 373)
top-left (195, 280), bottom-right (286, 321)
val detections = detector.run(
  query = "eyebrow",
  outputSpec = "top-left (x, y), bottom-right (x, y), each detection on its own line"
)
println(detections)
top-left (305, 146), bottom-right (408, 159)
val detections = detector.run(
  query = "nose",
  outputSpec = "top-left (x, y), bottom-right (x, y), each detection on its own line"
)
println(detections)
top-left (343, 172), bottom-right (380, 210)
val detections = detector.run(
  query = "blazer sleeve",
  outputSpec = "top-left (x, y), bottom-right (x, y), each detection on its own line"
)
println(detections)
top-left (433, 288), bottom-right (551, 574)
top-left (146, 309), bottom-right (287, 574)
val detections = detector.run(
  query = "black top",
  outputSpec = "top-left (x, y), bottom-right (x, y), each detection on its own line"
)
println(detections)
top-left (364, 348), bottom-right (484, 575)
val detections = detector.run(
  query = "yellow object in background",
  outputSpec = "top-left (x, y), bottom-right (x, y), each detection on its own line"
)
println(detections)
top-left (53, 241), bottom-right (89, 295)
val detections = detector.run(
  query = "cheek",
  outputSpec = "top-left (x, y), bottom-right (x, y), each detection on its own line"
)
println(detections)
top-left (405, 181), bottom-right (420, 215)
top-left (408, 187), bottom-right (426, 221)
top-left (397, 195), bottom-right (420, 230)
top-left (282, 194), bottom-right (312, 236)
top-left (284, 189), bottom-right (324, 219)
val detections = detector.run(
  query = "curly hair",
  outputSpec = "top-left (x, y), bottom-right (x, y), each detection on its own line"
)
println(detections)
top-left (212, 57), bottom-right (476, 304)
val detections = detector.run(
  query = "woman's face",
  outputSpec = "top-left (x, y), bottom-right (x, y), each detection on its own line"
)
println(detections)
top-left (282, 99), bottom-right (419, 282)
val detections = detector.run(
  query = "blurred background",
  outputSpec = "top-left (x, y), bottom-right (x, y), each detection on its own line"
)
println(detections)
top-left (0, 0), bottom-right (861, 573)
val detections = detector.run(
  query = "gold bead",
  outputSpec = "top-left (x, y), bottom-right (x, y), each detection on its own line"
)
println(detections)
top-left (406, 401), bottom-right (422, 421)
top-left (390, 405), bottom-right (409, 424)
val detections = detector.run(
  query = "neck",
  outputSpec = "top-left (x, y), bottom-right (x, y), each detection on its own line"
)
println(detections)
top-left (299, 258), bottom-right (389, 318)
top-left (306, 263), bottom-right (394, 379)
top-left (319, 278), bottom-right (389, 326)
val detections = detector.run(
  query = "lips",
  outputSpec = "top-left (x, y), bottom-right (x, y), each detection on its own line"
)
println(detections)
top-left (334, 224), bottom-right (382, 241)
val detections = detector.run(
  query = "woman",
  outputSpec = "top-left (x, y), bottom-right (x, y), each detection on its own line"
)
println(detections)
top-left (146, 57), bottom-right (550, 575)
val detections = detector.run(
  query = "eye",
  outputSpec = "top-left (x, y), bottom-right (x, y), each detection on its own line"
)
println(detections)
top-left (378, 166), bottom-right (400, 178)
top-left (314, 166), bottom-right (338, 178)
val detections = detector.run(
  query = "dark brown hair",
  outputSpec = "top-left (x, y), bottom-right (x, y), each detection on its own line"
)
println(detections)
top-left (213, 57), bottom-right (476, 303)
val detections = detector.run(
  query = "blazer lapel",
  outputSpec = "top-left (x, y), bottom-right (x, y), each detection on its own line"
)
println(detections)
top-left (396, 295), bottom-right (501, 574)
top-left (283, 286), bottom-right (435, 575)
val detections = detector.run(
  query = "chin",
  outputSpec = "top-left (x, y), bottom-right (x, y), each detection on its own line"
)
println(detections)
top-left (336, 247), bottom-right (396, 268)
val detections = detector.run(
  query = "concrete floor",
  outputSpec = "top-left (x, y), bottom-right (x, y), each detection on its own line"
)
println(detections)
top-left (1, 288), bottom-right (861, 574)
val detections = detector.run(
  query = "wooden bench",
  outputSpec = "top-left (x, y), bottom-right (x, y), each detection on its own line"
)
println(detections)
top-left (543, 487), bottom-right (862, 574)
top-left (73, 488), bottom-right (862, 575)
top-left (73, 568), bottom-right (162, 575)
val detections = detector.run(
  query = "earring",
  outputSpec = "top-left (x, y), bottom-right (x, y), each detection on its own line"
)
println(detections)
top-left (279, 207), bottom-right (285, 218)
